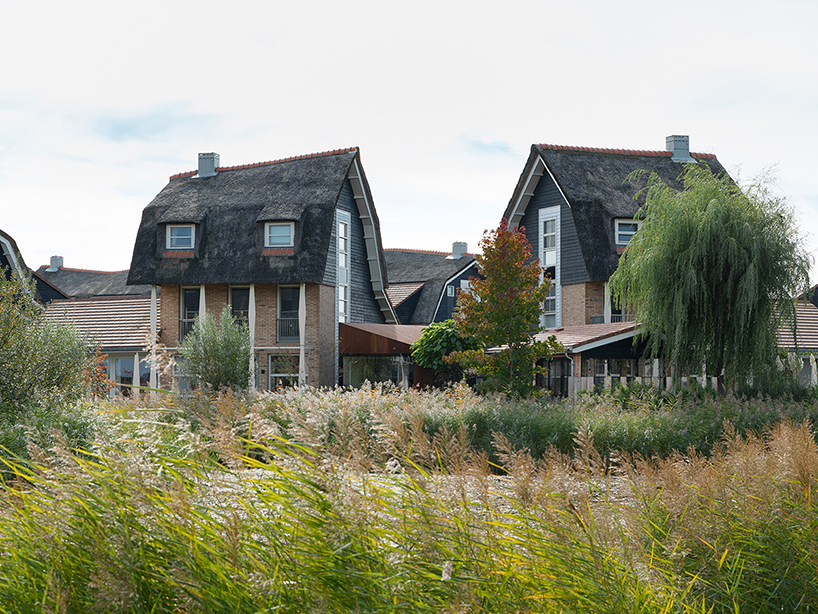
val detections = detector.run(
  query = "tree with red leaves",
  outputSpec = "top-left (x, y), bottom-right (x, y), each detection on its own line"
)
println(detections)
top-left (448, 220), bottom-right (562, 397)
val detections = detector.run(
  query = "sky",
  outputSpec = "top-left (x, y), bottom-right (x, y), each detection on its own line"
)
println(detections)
top-left (2, 0), bottom-right (817, 280)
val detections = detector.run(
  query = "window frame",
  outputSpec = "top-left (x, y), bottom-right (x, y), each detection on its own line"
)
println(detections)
top-left (166, 224), bottom-right (195, 250)
top-left (277, 285), bottom-right (300, 343)
top-left (229, 286), bottom-right (250, 322)
top-left (539, 206), bottom-right (561, 329)
top-left (264, 222), bottom-right (295, 248)
top-left (337, 211), bottom-right (351, 323)
top-left (615, 219), bottom-right (641, 246)
top-left (269, 353), bottom-right (300, 389)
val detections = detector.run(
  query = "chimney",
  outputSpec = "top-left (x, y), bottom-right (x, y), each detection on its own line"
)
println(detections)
top-left (452, 241), bottom-right (467, 259)
top-left (197, 152), bottom-right (220, 178)
top-left (47, 255), bottom-right (63, 272)
top-left (666, 135), bottom-right (695, 163)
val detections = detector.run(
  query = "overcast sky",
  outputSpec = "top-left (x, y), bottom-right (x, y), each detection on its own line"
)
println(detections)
top-left (2, 0), bottom-right (817, 280)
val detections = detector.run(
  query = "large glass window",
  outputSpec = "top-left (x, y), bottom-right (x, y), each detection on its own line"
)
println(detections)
top-left (167, 225), bottom-right (195, 249)
top-left (230, 287), bottom-right (250, 321)
top-left (265, 222), bottom-right (294, 248)
top-left (278, 286), bottom-right (300, 342)
top-left (337, 213), bottom-right (350, 322)
top-left (269, 354), bottom-right (300, 388)
top-left (180, 287), bottom-right (200, 341)
top-left (542, 215), bottom-right (558, 328)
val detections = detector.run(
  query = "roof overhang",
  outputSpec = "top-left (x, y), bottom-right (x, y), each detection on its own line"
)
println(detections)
top-left (347, 158), bottom-right (398, 324)
top-left (505, 148), bottom-right (572, 229)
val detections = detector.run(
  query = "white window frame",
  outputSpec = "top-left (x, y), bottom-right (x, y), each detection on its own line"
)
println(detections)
top-left (539, 206), bottom-right (561, 329)
top-left (167, 224), bottom-right (195, 250)
top-left (264, 222), bottom-right (295, 248)
top-left (615, 219), bottom-right (641, 246)
top-left (337, 211), bottom-right (351, 323)
top-left (447, 285), bottom-right (455, 297)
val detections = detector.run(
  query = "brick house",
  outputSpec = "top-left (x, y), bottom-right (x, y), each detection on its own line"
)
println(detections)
top-left (127, 148), bottom-right (397, 391)
top-left (501, 135), bottom-right (733, 395)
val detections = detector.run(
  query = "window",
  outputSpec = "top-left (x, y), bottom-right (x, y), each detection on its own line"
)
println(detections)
top-left (447, 285), bottom-right (455, 297)
top-left (230, 287), bottom-right (250, 321)
top-left (337, 213), bottom-right (350, 322)
top-left (278, 286), bottom-right (300, 342)
top-left (540, 206), bottom-right (560, 329)
top-left (167, 224), bottom-right (195, 249)
top-left (180, 287), bottom-right (200, 341)
top-left (269, 353), bottom-right (300, 389)
top-left (265, 222), bottom-right (294, 248)
top-left (615, 219), bottom-right (640, 245)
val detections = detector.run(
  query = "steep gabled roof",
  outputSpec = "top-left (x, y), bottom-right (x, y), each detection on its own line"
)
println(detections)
top-left (384, 249), bottom-right (477, 324)
top-left (36, 266), bottom-right (151, 298)
top-left (503, 142), bottom-right (730, 281)
top-left (0, 228), bottom-right (25, 278)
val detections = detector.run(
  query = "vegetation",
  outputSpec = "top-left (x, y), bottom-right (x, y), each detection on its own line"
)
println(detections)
top-left (0, 270), bottom-right (94, 460)
top-left (178, 306), bottom-right (253, 392)
top-left (2, 385), bottom-right (818, 613)
top-left (609, 164), bottom-right (812, 389)
top-left (449, 220), bottom-right (562, 396)
top-left (411, 319), bottom-right (478, 384)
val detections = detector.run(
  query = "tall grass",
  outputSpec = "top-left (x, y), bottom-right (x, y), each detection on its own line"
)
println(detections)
top-left (0, 386), bottom-right (816, 612)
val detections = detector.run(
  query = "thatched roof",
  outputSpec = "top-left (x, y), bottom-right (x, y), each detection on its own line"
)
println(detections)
top-left (127, 148), bottom-right (391, 289)
top-left (503, 143), bottom-right (730, 281)
top-left (36, 266), bottom-right (151, 299)
top-left (384, 249), bottom-right (477, 324)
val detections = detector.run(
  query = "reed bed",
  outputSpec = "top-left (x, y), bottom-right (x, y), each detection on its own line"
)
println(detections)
top-left (0, 386), bottom-right (816, 612)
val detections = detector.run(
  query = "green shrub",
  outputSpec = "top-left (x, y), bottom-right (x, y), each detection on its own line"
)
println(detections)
top-left (178, 306), bottom-right (252, 392)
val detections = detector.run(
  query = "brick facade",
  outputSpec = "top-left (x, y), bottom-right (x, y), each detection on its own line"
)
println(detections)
top-left (157, 281), bottom-right (338, 390)
top-left (561, 281), bottom-right (605, 326)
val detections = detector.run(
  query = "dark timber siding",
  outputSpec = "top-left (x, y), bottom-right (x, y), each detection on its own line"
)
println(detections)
top-left (433, 264), bottom-right (479, 322)
top-left (336, 180), bottom-right (384, 323)
top-left (520, 172), bottom-right (589, 285)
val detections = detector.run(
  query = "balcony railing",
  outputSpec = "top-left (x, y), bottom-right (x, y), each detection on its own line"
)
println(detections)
top-left (590, 314), bottom-right (636, 324)
top-left (277, 317), bottom-right (299, 342)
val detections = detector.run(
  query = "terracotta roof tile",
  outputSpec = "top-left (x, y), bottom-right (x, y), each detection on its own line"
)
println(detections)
top-left (43, 295), bottom-right (155, 350)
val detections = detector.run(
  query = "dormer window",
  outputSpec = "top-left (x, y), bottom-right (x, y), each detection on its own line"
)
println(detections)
top-left (265, 222), bottom-right (294, 248)
top-left (615, 219), bottom-right (640, 246)
top-left (167, 224), bottom-right (195, 250)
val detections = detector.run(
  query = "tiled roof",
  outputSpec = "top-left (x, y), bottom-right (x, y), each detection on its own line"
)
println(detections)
top-left (169, 147), bottom-right (359, 181)
top-left (536, 143), bottom-right (717, 159)
top-left (385, 282), bottom-right (425, 307)
top-left (532, 321), bottom-right (638, 352)
top-left (35, 266), bottom-right (152, 299)
top-left (384, 247), bottom-right (476, 258)
top-left (778, 301), bottom-right (818, 351)
top-left (43, 295), bottom-right (155, 350)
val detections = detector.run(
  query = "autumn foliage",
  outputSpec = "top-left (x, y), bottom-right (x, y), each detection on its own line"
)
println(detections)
top-left (448, 220), bottom-right (561, 396)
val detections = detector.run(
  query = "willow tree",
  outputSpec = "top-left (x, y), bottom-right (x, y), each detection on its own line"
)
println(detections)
top-left (609, 164), bottom-right (811, 389)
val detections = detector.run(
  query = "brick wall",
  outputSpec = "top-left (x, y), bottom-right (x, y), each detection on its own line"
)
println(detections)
top-left (561, 281), bottom-right (605, 326)
top-left (159, 282), bottom-right (338, 391)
